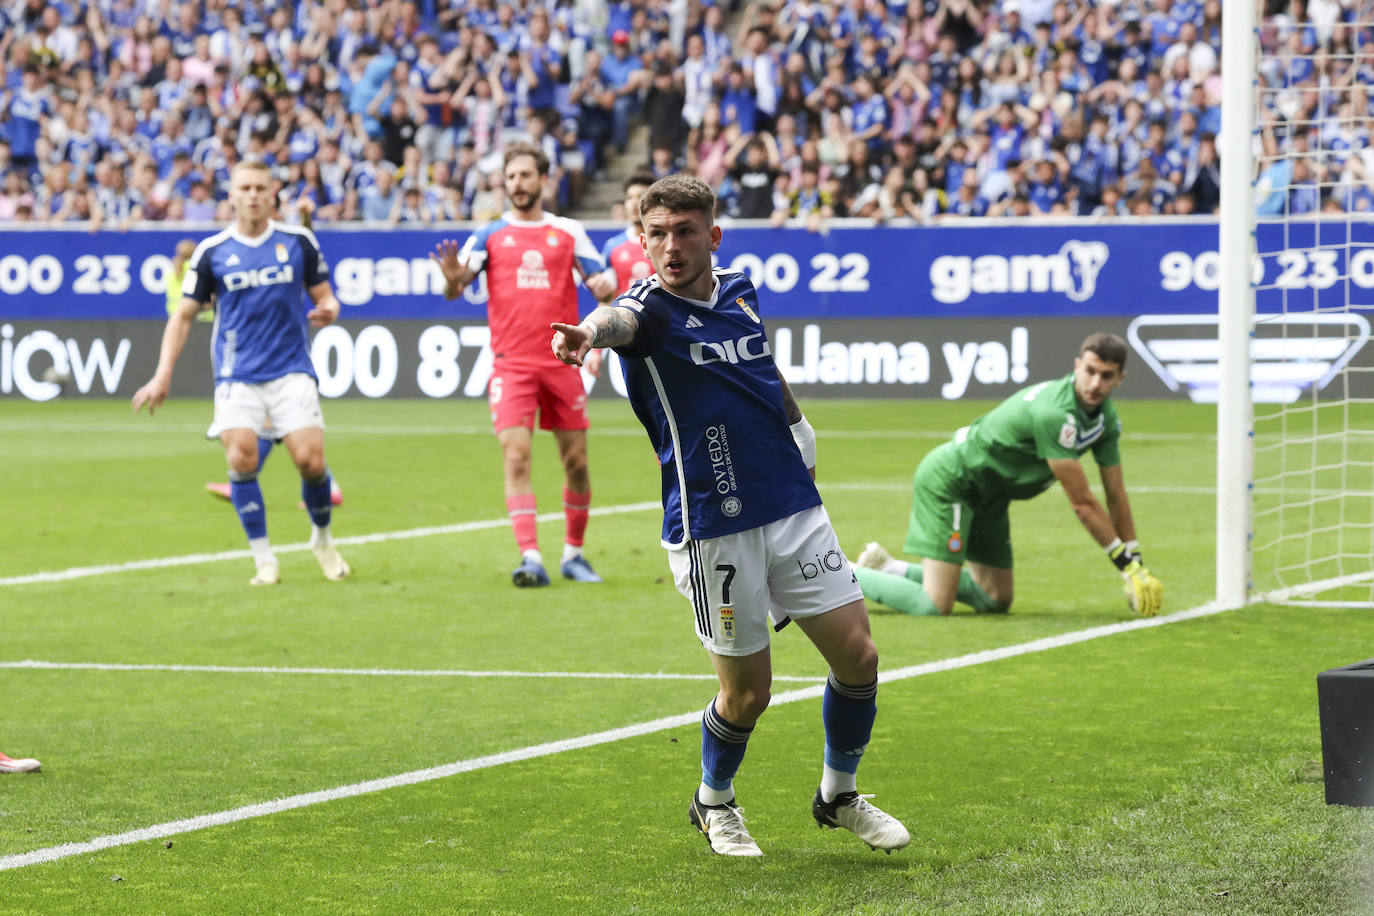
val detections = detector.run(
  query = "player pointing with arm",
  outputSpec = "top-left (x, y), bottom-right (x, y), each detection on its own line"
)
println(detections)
top-left (132, 160), bottom-right (349, 586)
top-left (552, 174), bottom-right (909, 858)
top-left (853, 333), bottom-right (1162, 618)
top-left (430, 142), bottom-right (615, 587)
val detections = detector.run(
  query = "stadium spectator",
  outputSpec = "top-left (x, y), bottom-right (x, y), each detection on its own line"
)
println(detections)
top-left (772, 160), bottom-right (835, 231)
top-left (600, 30), bottom-right (645, 154)
top-left (852, 333), bottom-right (1162, 619)
top-left (430, 142), bottom-right (615, 588)
top-left (0, 0), bottom-right (1358, 225)
top-left (131, 160), bottom-right (350, 587)
top-left (724, 132), bottom-right (782, 219)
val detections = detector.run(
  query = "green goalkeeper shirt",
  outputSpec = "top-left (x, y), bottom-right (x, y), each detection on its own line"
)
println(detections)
top-left (947, 373), bottom-right (1122, 506)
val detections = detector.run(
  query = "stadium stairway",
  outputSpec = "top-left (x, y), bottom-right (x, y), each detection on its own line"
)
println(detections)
top-left (568, 123), bottom-right (650, 220)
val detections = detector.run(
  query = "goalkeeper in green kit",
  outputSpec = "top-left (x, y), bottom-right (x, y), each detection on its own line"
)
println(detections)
top-left (854, 332), bottom-right (1163, 618)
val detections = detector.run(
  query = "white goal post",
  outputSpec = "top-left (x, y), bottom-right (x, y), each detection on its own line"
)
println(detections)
top-left (1219, 2), bottom-right (1374, 609)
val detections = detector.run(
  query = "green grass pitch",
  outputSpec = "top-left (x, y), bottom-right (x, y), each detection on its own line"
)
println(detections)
top-left (1, 397), bottom-right (1371, 914)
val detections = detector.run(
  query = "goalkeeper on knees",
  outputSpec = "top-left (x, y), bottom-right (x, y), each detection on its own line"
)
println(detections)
top-left (853, 333), bottom-right (1161, 620)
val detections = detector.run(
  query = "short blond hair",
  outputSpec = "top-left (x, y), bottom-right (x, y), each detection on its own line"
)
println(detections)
top-left (230, 159), bottom-right (272, 181)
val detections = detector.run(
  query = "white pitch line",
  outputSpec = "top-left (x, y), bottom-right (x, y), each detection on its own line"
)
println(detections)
top-left (819, 482), bottom-right (1371, 498)
top-left (0, 599), bottom-right (1234, 872)
top-left (0, 419), bottom-right (1215, 443)
top-left (0, 659), bottom-right (823, 683)
top-left (0, 501), bottom-right (660, 587)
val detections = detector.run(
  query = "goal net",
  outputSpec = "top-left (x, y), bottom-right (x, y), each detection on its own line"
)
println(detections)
top-left (1241, 9), bottom-right (1374, 607)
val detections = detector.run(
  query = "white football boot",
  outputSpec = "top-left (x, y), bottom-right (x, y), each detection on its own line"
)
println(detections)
top-left (812, 790), bottom-right (910, 853)
top-left (689, 795), bottom-right (763, 857)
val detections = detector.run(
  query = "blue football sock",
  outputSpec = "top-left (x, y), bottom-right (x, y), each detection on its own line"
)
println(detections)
top-left (256, 437), bottom-right (274, 473)
top-left (700, 699), bottom-right (753, 796)
top-left (822, 673), bottom-right (877, 777)
top-left (228, 470), bottom-right (267, 541)
top-left (301, 469), bottom-right (333, 531)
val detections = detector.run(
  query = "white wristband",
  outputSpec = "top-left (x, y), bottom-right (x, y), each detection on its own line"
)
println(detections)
top-left (791, 416), bottom-right (816, 468)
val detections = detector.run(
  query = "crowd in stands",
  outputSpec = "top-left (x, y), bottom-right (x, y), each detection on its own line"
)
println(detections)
top-left (0, 0), bottom-right (1365, 229)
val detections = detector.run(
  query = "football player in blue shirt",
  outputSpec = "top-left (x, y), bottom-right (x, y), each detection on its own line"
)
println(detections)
top-left (551, 174), bottom-right (909, 858)
top-left (132, 160), bottom-right (349, 586)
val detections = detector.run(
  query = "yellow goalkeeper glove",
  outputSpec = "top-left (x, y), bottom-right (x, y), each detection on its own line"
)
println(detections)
top-left (1121, 560), bottom-right (1163, 617)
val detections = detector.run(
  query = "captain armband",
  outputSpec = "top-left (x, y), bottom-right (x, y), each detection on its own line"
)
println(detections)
top-left (791, 416), bottom-right (817, 469)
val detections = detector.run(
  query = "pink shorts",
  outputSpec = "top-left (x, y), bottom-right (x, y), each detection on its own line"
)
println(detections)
top-left (489, 363), bottom-right (590, 431)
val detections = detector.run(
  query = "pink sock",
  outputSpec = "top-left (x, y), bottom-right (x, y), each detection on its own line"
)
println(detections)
top-left (563, 487), bottom-right (590, 548)
top-left (507, 493), bottom-right (539, 553)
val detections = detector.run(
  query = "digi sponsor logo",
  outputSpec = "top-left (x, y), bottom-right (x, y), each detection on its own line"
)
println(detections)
top-left (798, 549), bottom-right (846, 581)
top-left (720, 606), bottom-right (735, 640)
top-left (929, 240), bottom-right (1108, 304)
top-left (223, 265), bottom-right (294, 291)
top-left (690, 332), bottom-right (770, 366)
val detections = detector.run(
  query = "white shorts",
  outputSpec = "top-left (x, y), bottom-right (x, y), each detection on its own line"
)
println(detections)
top-left (206, 372), bottom-right (325, 441)
top-left (666, 505), bottom-right (864, 657)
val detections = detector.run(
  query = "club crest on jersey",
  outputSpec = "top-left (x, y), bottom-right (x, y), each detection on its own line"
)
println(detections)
top-left (720, 606), bottom-right (735, 640)
top-left (275, 243), bottom-right (289, 263)
top-left (736, 298), bottom-right (760, 323)
top-left (546, 232), bottom-right (560, 247)
top-left (948, 532), bottom-right (963, 553)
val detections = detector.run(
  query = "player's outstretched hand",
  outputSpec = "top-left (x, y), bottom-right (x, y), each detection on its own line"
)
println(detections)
top-left (551, 321), bottom-right (591, 368)
top-left (430, 239), bottom-right (464, 287)
top-left (1122, 560), bottom-right (1163, 617)
top-left (131, 377), bottom-right (170, 415)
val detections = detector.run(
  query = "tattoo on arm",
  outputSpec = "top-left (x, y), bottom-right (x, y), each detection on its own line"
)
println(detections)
top-left (585, 306), bottom-right (639, 349)
top-left (778, 375), bottom-right (804, 424)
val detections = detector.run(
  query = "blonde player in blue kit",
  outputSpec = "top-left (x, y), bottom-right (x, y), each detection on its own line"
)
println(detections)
top-left (132, 160), bottom-right (349, 586)
top-left (552, 175), bottom-right (909, 858)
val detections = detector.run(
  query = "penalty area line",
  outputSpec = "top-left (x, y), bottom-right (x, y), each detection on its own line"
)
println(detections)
top-left (0, 659), bottom-right (824, 684)
top-left (0, 599), bottom-right (1235, 872)
top-left (0, 501), bottom-right (661, 587)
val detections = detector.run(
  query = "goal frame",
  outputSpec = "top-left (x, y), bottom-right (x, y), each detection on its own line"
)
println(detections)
top-left (1216, 0), bottom-right (1255, 609)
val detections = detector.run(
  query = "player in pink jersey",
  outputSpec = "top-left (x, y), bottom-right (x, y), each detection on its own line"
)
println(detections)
top-left (598, 169), bottom-right (656, 295)
top-left (432, 142), bottom-right (616, 587)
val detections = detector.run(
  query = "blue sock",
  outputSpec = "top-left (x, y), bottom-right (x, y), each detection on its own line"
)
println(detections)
top-left (700, 699), bottom-right (753, 796)
top-left (301, 469), bottom-right (333, 530)
top-left (822, 674), bottom-right (877, 776)
top-left (229, 470), bottom-right (267, 541)
top-left (256, 437), bottom-right (274, 473)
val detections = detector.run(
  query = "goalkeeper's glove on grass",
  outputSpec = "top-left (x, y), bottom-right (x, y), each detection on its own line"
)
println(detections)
top-left (1107, 539), bottom-right (1161, 617)
top-left (1121, 560), bottom-right (1163, 617)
